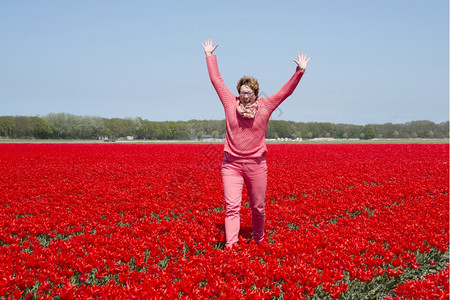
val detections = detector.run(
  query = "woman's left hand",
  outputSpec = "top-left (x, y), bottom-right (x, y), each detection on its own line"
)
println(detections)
top-left (293, 52), bottom-right (310, 71)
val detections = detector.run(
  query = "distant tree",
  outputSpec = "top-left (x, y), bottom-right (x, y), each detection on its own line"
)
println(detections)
top-left (14, 116), bottom-right (32, 138)
top-left (407, 120), bottom-right (435, 138)
top-left (135, 118), bottom-right (148, 139)
top-left (157, 122), bottom-right (169, 139)
top-left (89, 116), bottom-right (105, 138)
top-left (72, 115), bottom-right (104, 138)
top-left (124, 118), bottom-right (137, 136)
top-left (197, 131), bottom-right (205, 139)
top-left (266, 121), bottom-right (276, 138)
top-left (306, 123), bottom-right (320, 138)
top-left (44, 113), bottom-right (74, 138)
top-left (318, 122), bottom-right (335, 137)
top-left (103, 118), bottom-right (136, 137)
top-left (44, 113), bottom-right (103, 139)
top-left (271, 120), bottom-right (293, 138)
top-left (398, 127), bottom-right (410, 138)
top-left (166, 121), bottom-right (179, 139)
top-left (361, 125), bottom-right (375, 139)
top-left (292, 131), bottom-right (302, 139)
top-left (393, 130), bottom-right (399, 138)
top-left (349, 127), bottom-right (360, 139)
top-left (148, 121), bottom-right (162, 139)
top-left (335, 128), bottom-right (345, 139)
top-left (176, 121), bottom-right (189, 139)
top-left (0, 116), bottom-right (15, 137)
top-left (437, 121), bottom-right (449, 138)
top-left (376, 122), bottom-right (398, 138)
top-left (186, 122), bottom-right (197, 140)
top-left (29, 116), bottom-right (52, 138)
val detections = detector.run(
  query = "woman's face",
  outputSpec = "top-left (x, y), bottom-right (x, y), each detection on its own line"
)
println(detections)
top-left (239, 85), bottom-right (257, 106)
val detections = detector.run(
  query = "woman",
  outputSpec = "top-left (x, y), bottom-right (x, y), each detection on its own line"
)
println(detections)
top-left (202, 39), bottom-right (310, 248)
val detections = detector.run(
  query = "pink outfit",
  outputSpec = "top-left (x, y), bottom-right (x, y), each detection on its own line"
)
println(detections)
top-left (206, 55), bottom-right (304, 158)
top-left (222, 154), bottom-right (267, 246)
top-left (206, 55), bottom-right (304, 247)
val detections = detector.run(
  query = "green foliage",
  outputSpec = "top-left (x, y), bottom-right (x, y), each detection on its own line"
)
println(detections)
top-left (0, 114), bottom-right (448, 140)
top-left (0, 116), bottom-right (16, 137)
top-left (361, 124), bottom-right (376, 140)
top-left (44, 113), bottom-right (104, 139)
top-left (102, 117), bottom-right (135, 138)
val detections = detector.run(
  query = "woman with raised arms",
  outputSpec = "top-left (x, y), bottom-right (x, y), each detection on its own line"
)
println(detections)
top-left (202, 39), bottom-right (310, 248)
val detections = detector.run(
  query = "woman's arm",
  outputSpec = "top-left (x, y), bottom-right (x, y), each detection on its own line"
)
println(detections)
top-left (203, 39), bottom-right (235, 107)
top-left (265, 51), bottom-right (310, 113)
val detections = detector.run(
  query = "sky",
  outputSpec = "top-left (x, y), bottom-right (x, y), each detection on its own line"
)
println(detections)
top-left (0, 0), bottom-right (448, 125)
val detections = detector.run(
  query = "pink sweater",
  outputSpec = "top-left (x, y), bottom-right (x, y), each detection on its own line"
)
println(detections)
top-left (206, 55), bottom-right (304, 158)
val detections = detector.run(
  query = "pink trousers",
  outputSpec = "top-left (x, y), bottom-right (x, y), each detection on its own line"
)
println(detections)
top-left (221, 153), bottom-right (268, 247)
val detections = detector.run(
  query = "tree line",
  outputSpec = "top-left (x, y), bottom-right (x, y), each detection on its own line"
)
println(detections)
top-left (0, 113), bottom-right (448, 140)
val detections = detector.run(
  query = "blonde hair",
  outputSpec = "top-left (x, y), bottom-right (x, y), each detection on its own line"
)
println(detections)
top-left (237, 76), bottom-right (259, 97)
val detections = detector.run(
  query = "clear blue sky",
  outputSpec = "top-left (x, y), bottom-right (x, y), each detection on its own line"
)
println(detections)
top-left (1, 0), bottom-right (448, 125)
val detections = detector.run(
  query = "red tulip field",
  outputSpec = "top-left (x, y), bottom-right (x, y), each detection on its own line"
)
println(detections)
top-left (0, 143), bottom-right (448, 299)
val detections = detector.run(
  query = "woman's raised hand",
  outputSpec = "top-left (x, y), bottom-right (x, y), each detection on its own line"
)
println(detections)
top-left (202, 39), bottom-right (218, 56)
top-left (293, 51), bottom-right (311, 71)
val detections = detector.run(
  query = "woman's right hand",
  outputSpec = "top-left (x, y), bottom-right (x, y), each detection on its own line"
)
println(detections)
top-left (293, 51), bottom-right (311, 71)
top-left (202, 39), bottom-right (218, 56)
